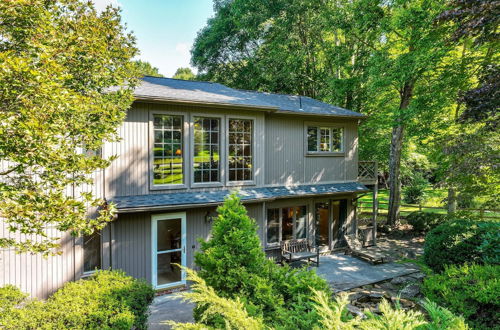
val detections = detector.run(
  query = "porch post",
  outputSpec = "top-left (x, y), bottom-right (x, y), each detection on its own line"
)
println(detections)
top-left (372, 182), bottom-right (378, 246)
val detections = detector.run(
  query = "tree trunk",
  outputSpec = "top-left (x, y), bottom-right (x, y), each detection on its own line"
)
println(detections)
top-left (387, 124), bottom-right (405, 226)
top-left (387, 82), bottom-right (414, 226)
top-left (447, 187), bottom-right (457, 214)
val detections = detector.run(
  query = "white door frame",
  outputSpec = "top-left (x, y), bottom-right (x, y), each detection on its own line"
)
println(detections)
top-left (151, 212), bottom-right (187, 289)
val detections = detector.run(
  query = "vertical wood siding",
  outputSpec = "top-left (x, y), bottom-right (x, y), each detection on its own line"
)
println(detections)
top-left (0, 164), bottom-right (103, 299)
top-left (265, 114), bottom-right (359, 185)
top-left (110, 203), bottom-right (264, 281)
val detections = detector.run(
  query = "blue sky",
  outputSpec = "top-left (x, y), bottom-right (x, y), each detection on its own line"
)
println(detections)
top-left (93, 0), bottom-right (214, 77)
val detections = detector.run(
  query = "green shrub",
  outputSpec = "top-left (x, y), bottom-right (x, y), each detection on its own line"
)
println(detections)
top-left (477, 227), bottom-right (500, 264)
top-left (423, 263), bottom-right (500, 329)
top-left (406, 211), bottom-right (447, 233)
top-left (0, 270), bottom-right (154, 329)
top-left (194, 193), bottom-right (331, 329)
top-left (403, 174), bottom-right (428, 204)
top-left (171, 269), bottom-right (468, 330)
top-left (423, 218), bottom-right (500, 272)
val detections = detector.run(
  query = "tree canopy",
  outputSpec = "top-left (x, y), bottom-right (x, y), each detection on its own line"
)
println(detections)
top-left (0, 0), bottom-right (138, 254)
top-left (133, 60), bottom-right (164, 77)
top-left (172, 67), bottom-right (196, 80)
top-left (192, 0), bottom-right (499, 216)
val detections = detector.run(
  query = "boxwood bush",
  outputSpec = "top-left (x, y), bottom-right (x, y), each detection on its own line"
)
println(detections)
top-left (0, 270), bottom-right (155, 329)
top-left (423, 263), bottom-right (500, 330)
top-left (406, 211), bottom-right (447, 233)
top-left (423, 218), bottom-right (500, 272)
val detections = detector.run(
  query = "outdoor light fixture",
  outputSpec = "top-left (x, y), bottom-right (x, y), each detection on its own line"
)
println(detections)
top-left (205, 210), bottom-right (218, 224)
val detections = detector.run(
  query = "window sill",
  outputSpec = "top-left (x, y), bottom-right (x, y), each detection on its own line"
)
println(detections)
top-left (81, 270), bottom-right (97, 278)
top-left (226, 181), bottom-right (256, 187)
top-left (305, 152), bottom-right (345, 157)
top-left (150, 184), bottom-right (187, 191)
top-left (191, 182), bottom-right (224, 188)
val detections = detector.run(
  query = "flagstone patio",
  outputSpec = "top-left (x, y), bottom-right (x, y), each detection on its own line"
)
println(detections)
top-left (148, 253), bottom-right (422, 329)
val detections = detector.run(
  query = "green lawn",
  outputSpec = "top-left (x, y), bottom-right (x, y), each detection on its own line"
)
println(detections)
top-left (358, 188), bottom-right (500, 219)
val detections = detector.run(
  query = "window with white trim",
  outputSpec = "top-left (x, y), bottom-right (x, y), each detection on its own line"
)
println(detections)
top-left (193, 117), bottom-right (220, 183)
top-left (266, 206), bottom-right (307, 245)
top-left (153, 114), bottom-right (184, 185)
top-left (83, 231), bottom-right (101, 273)
top-left (307, 126), bottom-right (343, 153)
top-left (228, 118), bottom-right (253, 181)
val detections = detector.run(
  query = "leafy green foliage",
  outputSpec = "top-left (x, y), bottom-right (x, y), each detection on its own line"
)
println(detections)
top-left (0, 285), bottom-right (26, 316)
top-left (423, 218), bottom-right (500, 272)
top-left (172, 67), bottom-right (196, 80)
top-left (403, 174), bottom-right (429, 204)
top-left (406, 212), bottom-right (447, 233)
top-left (477, 228), bottom-right (500, 264)
top-left (171, 268), bottom-right (467, 330)
top-left (0, 270), bottom-right (155, 329)
top-left (133, 60), bottom-right (164, 77)
top-left (423, 263), bottom-right (500, 329)
top-left (194, 194), bottom-right (330, 329)
top-left (0, 0), bottom-right (138, 254)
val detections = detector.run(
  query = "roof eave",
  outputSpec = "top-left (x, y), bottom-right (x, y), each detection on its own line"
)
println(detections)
top-left (113, 188), bottom-right (369, 214)
top-left (134, 95), bottom-right (279, 112)
top-left (274, 109), bottom-right (366, 119)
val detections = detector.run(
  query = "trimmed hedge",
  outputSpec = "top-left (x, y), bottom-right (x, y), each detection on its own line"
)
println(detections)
top-left (0, 270), bottom-right (154, 329)
top-left (406, 211), bottom-right (447, 233)
top-left (423, 263), bottom-right (500, 330)
top-left (423, 218), bottom-right (500, 272)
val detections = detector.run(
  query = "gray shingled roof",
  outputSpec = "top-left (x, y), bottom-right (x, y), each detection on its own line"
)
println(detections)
top-left (110, 182), bottom-right (369, 212)
top-left (135, 76), bottom-right (365, 118)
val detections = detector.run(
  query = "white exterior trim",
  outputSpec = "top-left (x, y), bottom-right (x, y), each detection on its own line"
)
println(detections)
top-left (151, 212), bottom-right (187, 289)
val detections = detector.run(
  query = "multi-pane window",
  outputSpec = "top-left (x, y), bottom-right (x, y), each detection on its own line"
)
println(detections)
top-left (83, 231), bottom-right (101, 273)
top-left (266, 206), bottom-right (307, 245)
top-left (153, 115), bottom-right (183, 185)
top-left (193, 117), bottom-right (220, 183)
top-left (228, 119), bottom-right (253, 181)
top-left (307, 126), bottom-right (343, 153)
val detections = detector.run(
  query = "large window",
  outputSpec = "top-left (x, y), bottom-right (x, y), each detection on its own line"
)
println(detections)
top-left (193, 117), bottom-right (220, 183)
top-left (266, 206), bottom-right (307, 245)
top-left (83, 231), bottom-right (101, 274)
top-left (153, 114), bottom-right (183, 185)
top-left (307, 126), bottom-right (343, 153)
top-left (228, 119), bottom-right (253, 182)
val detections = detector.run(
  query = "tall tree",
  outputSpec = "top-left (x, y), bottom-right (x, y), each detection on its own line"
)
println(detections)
top-left (133, 60), bottom-right (164, 77)
top-left (372, 0), bottom-right (450, 225)
top-left (172, 67), bottom-right (196, 80)
top-left (436, 0), bottom-right (499, 210)
top-left (0, 0), bottom-right (138, 254)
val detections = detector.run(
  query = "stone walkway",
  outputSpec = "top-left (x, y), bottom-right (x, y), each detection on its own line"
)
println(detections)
top-left (148, 253), bottom-right (422, 328)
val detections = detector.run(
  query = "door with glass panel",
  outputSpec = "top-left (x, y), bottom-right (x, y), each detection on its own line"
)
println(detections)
top-left (152, 213), bottom-right (186, 289)
top-left (315, 202), bottom-right (330, 252)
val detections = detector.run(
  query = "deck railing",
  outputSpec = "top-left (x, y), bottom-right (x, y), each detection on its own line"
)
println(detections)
top-left (358, 161), bottom-right (378, 184)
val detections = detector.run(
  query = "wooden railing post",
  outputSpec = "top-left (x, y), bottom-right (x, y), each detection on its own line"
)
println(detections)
top-left (480, 209), bottom-right (484, 219)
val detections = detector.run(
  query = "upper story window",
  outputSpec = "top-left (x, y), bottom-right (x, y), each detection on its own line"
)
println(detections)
top-left (193, 117), bottom-right (220, 184)
top-left (228, 119), bottom-right (253, 182)
top-left (307, 126), bottom-right (343, 153)
top-left (267, 205), bottom-right (307, 246)
top-left (153, 114), bottom-right (183, 185)
top-left (83, 231), bottom-right (101, 274)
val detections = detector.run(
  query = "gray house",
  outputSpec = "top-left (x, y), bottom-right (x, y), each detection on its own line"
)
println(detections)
top-left (1, 76), bottom-right (376, 298)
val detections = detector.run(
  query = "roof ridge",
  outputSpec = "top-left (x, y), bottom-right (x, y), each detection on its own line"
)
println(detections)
top-left (234, 87), bottom-right (303, 98)
top-left (142, 76), bottom-right (216, 84)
